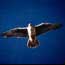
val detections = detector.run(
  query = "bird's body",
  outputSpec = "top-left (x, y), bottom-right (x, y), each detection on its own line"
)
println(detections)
top-left (0, 22), bottom-right (62, 48)
top-left (27, 23), bottom-right (36, 41)
top-left (27, 23), bottom-right (39, 48)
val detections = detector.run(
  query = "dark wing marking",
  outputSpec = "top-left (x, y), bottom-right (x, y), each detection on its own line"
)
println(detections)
top-left (1, 27), bottom-right (28, 38)
top-left (35, 23), bottom-right (62, 36)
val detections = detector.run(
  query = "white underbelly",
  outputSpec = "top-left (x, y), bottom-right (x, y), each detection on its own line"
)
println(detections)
top-left (27, 26), bottom-right (36, 41)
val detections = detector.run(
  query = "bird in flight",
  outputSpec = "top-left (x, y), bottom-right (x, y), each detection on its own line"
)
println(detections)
top-left (0, 22), bottom-right (62, 48)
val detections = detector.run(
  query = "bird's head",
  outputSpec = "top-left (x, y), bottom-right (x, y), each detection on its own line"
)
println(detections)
top-left (28, 23), bottom-right (32, 26)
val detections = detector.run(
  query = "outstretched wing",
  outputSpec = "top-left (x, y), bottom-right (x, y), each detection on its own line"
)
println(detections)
top-left (0, 27), bottom-right (28, 38)
top-left (35, 23), bottom-right (62, 36)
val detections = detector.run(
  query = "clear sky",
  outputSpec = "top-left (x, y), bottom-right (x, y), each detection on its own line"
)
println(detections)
top-left (0, 0), bottom-right (65, 64)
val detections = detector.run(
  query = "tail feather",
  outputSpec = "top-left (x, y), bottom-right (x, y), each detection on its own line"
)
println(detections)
top-left (27, 39), bottom-right (39, 48)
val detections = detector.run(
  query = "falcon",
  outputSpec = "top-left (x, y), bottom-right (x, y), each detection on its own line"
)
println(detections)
top-left (0, 22), bottom-right (62, 48)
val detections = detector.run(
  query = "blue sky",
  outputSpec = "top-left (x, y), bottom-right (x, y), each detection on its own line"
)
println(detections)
top-left (0, 0), bottom-right (65, 64)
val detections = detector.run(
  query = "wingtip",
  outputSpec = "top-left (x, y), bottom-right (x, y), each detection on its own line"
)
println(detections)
top-left (53, 23), bottom-right (63, 29)
top-left (0, 32), bottom-right (6, 37)
top-left (0, 32), bottom-right (9, 38)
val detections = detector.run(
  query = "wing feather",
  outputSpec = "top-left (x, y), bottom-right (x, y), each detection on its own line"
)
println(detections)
top-left (35, 23), bottom-right (62, 36)
top-left (1, 27), bottom-right (28, 37)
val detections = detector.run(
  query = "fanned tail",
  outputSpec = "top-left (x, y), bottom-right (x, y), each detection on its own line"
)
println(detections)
top-left (27, 39), bottom-right (39, 48)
